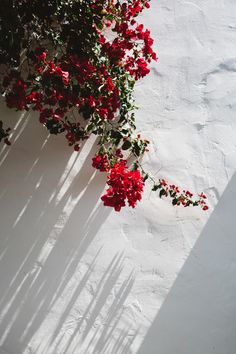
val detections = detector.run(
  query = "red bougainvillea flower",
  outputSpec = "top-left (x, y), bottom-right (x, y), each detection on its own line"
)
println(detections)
top-left (5, 79), bottom-right (28, 110)
top-left (34, 48), bottom-right (47, 62)
top-left (92, 154), bottom-right (110, 172)
top-left (101, 161), bottom-right (144, 211)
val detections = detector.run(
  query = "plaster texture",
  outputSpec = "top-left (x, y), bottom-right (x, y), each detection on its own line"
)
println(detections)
top-left (1, 0), bottom-right (236, 353)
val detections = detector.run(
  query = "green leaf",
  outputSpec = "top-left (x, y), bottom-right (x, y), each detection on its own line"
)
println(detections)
top-left (86, 123), bottom-right (95, 132)
top-left (106, 14), bottom-right (113, 21)
top-left (143, 174), bottom-right (149, 182)
top-left (152, 184), bottom-right (159, 191)
top-left (122, 140), bottom-right (132, 150)
top-left (97, 22), bottom-right (103, 30)
top-left (172, 198), bottom-right (178, 205)
top-left (132, 162), bottom-right (139, 170)
top-left (159, 189), bottom-right (166, 198)
top-left (110, 130), bottom-right (122, 139)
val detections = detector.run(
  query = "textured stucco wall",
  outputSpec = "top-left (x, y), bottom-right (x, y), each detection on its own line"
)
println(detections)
top-left (1, 0), bottom-right (236, 353)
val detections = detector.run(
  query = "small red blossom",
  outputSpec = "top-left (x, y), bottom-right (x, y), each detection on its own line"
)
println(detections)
top-left (115, 149), bottom-right (123, 158)
top-left (160, 179), bottom-right (167, 186)
top-left (74, 144), bottom-right (80, 152)
top-left (97, 107), bottom-right (108, 119)
top-left (5, 79), bottom-right (28, 110)
top-left (92, 154), bottom-right (110, 172)
top-left (35, 48), bottom-right (47, 62)
top-left (185, 190), bottom-right (193, 197)
top-left (106, 77), bottom-right (115, 91)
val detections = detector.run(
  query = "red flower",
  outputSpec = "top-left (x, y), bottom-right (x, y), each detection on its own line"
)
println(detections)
top-left (185, 190), bottom-right (193, 197)
top-left (101, 161), bottom-right (144, 211)
top-left (39, 108), bottom-right (53, 123)
top-left (160, 179), bottom-right (167, 186)
top-left (74, 144), bottom-right (80, 152)
top-left (199, 192), bottom-right (207, 199)
top-left (135, 58), bottom-right (150, 79)
top-left (97, 107), bottom-right (108, 119)
top-left (35, 48), bottom-right (47, 62)
top-left (92, 154), bottom-right (110, 172)
top-left (106, 77), bottom-right (115, 91)
top-left (5, 79), bottom-right (28, 110)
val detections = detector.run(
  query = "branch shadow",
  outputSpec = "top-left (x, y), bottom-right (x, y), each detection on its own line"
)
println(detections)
top-left (0, 108), bottom-right (137, 353)
top-left (137, 172), bottom-right (236, 354)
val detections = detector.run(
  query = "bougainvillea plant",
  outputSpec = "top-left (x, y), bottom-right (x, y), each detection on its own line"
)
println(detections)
top-left (0, 0), bottom-right (208, 212)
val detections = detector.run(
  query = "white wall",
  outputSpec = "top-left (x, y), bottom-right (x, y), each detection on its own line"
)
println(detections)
top-left (1, 0), bottom-right (236, 353)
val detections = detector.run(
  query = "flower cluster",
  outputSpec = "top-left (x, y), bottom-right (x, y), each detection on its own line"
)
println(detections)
top-left (0, 0), bottom-right (208, 212)
top-left (101, 161), bottom-right (144, 211)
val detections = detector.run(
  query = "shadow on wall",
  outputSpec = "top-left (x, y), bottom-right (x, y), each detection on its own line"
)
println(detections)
top-left (137, 172), bottom-right (236, 354)
top-left (0, 109), bottom-right (136, 353)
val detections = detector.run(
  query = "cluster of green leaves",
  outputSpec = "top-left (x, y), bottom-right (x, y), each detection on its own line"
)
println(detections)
top-left (0, 0), bottom-right (103, 65)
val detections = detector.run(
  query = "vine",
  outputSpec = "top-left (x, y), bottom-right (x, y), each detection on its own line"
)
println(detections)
top-left (0, 0), bottom-right (208, 211)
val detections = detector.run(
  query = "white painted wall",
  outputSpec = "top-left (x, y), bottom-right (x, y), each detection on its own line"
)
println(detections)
top-left (1, 0), bottom-right (236, 353)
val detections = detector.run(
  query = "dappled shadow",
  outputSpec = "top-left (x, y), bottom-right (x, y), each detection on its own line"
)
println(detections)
top-left (0, 108), bottom-right (137, 353)
top-left (137, 173), bottom-right (236, 354)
